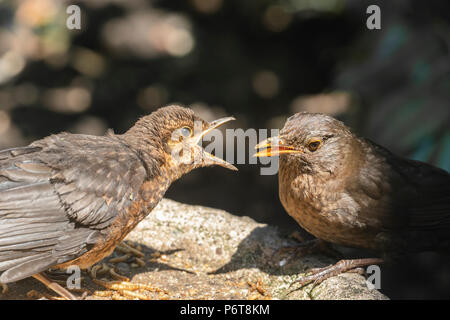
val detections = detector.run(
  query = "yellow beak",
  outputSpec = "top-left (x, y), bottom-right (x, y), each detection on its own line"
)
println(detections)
top-left (196, 116), bottom-right (238, 171)
top-left (253, 136), bottom-right (301, 157)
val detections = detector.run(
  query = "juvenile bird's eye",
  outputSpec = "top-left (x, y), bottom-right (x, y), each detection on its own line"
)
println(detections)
top-left (307, 140), bottom-right (321, 152)
top-left (180, 127), bottom-right (192, 138)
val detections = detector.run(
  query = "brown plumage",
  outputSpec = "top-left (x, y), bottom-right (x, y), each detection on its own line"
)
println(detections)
top-left (0, 105), bottom-right (236, 298)
top-left (255, 112), bottom-right (450, 288)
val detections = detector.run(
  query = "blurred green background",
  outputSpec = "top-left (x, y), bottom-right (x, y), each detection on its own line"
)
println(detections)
top-left (0, 0), bottom-right (449, 299)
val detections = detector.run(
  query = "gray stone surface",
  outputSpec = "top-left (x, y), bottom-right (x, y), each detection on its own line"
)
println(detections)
top-left (1, 198), bottom-right (388, 300)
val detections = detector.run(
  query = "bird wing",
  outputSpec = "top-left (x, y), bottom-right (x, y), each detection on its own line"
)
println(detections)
top-left (388, 157), bottom-right (450, 230)
top-left (365, 139), bottom-right (450, 231)
top-left (0, 133), bottom-right (147, 283)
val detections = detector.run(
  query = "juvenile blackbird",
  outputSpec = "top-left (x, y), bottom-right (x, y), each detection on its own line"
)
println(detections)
top-left (0, 105), bottom-right (236, 299)
top-left (255, 112), bottom-right (450, 288)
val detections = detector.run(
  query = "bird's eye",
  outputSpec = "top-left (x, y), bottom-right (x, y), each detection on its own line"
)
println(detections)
top-left (180, 127), bottom-right (192, 138)
top-left (307, 140), bottom-right (322, 152)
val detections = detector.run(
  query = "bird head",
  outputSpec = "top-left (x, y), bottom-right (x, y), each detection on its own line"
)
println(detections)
top-left (255, 112), bottom-right (359, 174)
top-left (125, 105), bottom-right (237, 179)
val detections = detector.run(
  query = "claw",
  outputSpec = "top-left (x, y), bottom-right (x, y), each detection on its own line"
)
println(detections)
top-left (288, 258), bottom-right (384, 294)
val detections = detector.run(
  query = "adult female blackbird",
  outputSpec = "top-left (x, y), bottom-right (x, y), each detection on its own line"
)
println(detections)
top-left (255, 112), bottom-right (450, 289)
top-left (0, 105), bottom-right (236, 299)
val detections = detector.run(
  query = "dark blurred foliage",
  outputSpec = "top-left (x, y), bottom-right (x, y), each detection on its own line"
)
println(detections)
top-left (0, 0), bottom-right (449, 299)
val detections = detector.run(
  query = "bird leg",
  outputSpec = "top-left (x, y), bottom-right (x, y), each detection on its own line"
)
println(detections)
top-left (1, 283), bottom-right (8, 295)
top-left (274, 238), bottom-right (342, 262)
top-left (33, 272), bottom-right (78, 300)
top-left (89, 261), bottom-right (168, 299)
top-left (115, 242), bottom-right (145, 258)
top-left (289, 258), bottom-right (384, 293)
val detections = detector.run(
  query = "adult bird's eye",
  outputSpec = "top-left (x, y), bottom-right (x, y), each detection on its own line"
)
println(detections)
top-left (180, 127), bottom-right (192, 138)
top-left (307, 140), bottom-right (321, 152)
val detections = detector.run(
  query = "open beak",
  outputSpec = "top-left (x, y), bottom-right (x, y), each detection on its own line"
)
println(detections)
top-left (195, 117), bottom-right (235, 143)
top-left (254, 136), bottom-right (301, 157)
top-left (196, 116), bottom-right (238, 171)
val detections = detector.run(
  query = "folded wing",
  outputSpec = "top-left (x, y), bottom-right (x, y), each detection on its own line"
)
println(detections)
top-left (0, 133), bottom-right (146, 283)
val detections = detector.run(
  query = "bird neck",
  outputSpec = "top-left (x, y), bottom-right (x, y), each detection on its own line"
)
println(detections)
top-left (118, 128), bottom-right (193, 185)
top-left (119, 123), bottom-right (166, 174)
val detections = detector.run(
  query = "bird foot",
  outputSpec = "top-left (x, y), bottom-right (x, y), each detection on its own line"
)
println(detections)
top-left (115, 242), bottom-right (145, 258)
top-left (32, 272), bottom-right (79, 300)
top-left (26, 289), bottom-right (89, 300)
top-left (289, 258), bottom-right (383, 293)
top-left (274, 239), bottom-right (342, 263)
top-left (93, 279), bottom-right (169, 300)
top-left (27, 289), bottom-right (65, 300)
top-left (88, 251), bottom-right (168, 300)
